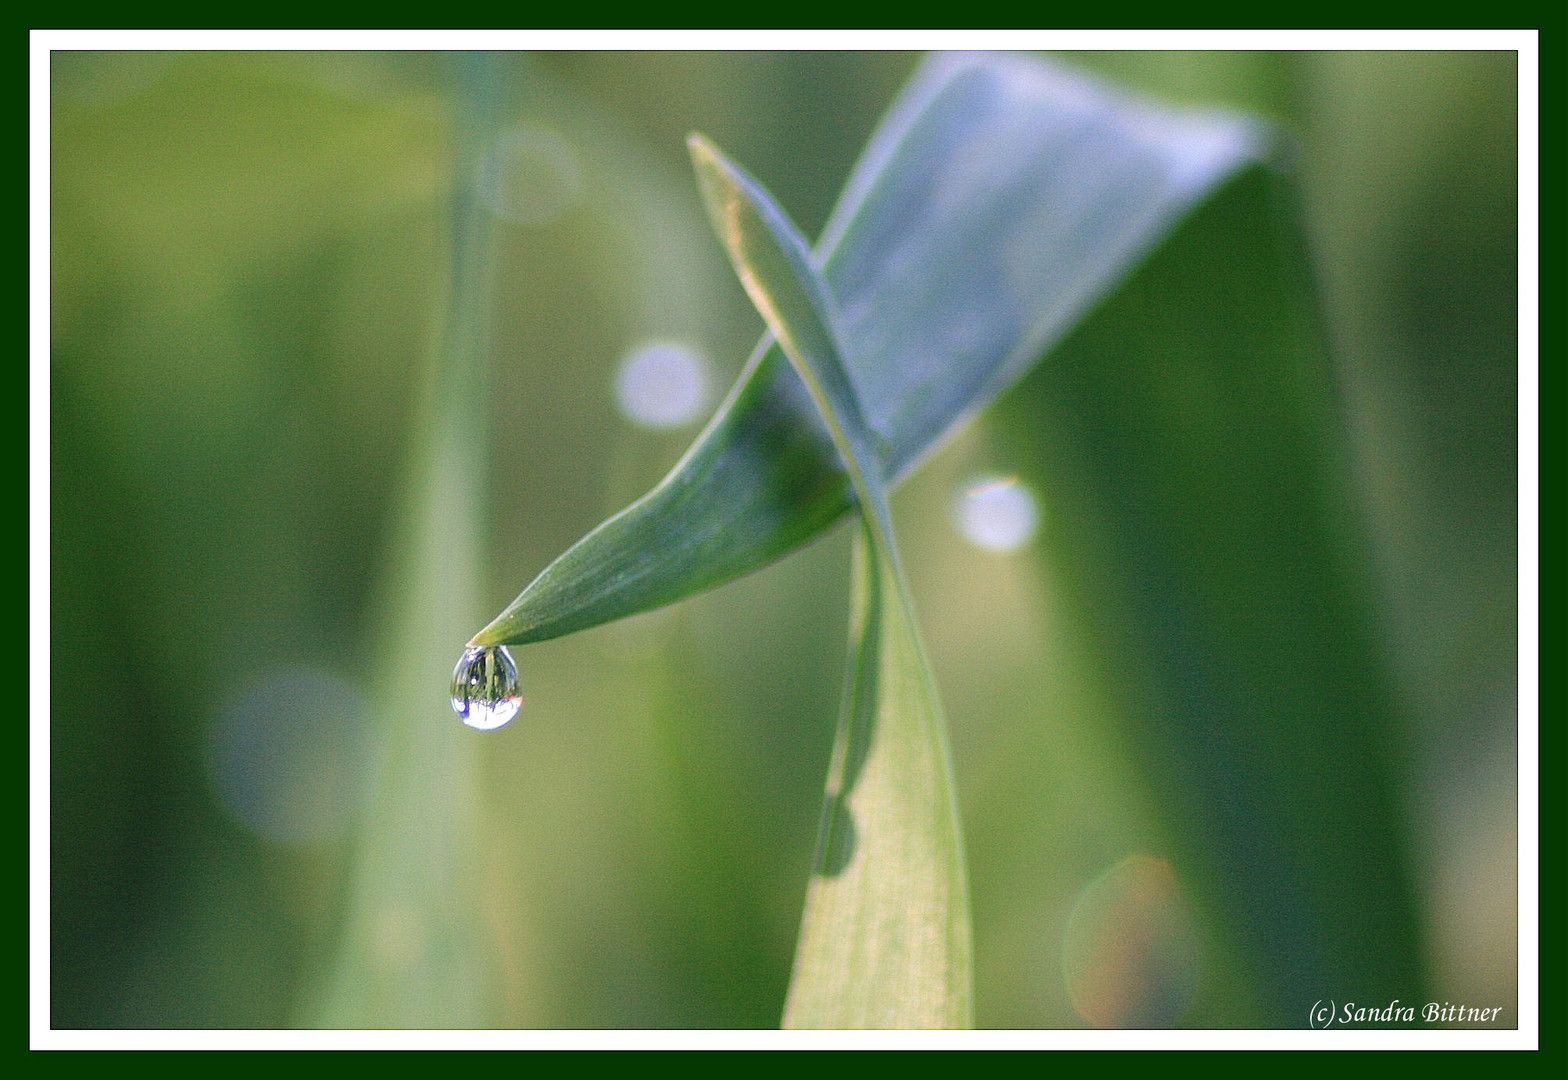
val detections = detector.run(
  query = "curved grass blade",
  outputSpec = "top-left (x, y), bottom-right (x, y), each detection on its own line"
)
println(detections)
top-left (690, 135), bottom-right (971, 1029)
top-left (471, 52), bottom-right (1267, 648)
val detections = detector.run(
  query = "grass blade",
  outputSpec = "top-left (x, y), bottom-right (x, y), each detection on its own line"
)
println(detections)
top-left (689, 135), bottom-right (971, 1028)
top-left (996, 165), bottom-right (1424, 1021)
top-left (471, 53), bottom-right (1266, 648)
top-left (305, 54), bottom-right (506, 1027)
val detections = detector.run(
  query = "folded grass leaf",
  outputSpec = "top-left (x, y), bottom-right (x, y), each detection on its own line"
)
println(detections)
top-left (689, 135), bottom-right (970, 1027)
top-left (470, 53), bottom-right (1266, 648)
top-left (465, 51), bottom-right (1417, 1029)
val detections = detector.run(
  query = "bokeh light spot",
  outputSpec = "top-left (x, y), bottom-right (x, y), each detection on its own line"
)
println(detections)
top-left (1062, 854), bottom-right (1200, 1028)
top-left (205, 668), bottom-right (369, 848)
top-left (953, 475), bottom-right (1040, 552)
top-left (613, 341), bottom-right (712, 429)
top-left (479, 125), bottom-right (582, 226)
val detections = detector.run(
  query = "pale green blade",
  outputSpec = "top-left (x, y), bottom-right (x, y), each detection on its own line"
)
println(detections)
top-left (782, 532), bottom-right (971, 1028)
top-left (690, 135), bottom-right (970, 1028)
top-left (471, 52), bottom-right (1266, 647)
top-left (302, 54), bottom-right (504, 1028)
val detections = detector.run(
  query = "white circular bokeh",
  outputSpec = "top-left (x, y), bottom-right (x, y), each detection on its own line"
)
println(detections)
top-left (613, 341), bottom-right (712, 429)
top-left (953, 476), bottom-right (1041, 552)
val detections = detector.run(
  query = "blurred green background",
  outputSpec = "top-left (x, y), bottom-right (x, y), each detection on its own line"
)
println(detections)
top-left (48, 50), bottom-right (1520, 1029)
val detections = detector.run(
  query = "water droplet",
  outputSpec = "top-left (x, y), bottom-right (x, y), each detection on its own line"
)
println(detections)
top-left (450, 646), bottom-right (521, 731)
top-left (613, 341), bottom-right (711, 429)
top-left (953, 475), bottom-right (1040, 552)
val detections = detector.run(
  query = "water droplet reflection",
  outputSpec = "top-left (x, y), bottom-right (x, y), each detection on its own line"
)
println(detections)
top-left (1062, 855), bottom-right (1200, 1028)
top-left (450, 645), bottom-right (522, 731)
top-left (479, 125), bottom-right (581, 226)
top-left (954, 475), bottom-right (1040, 552)
top-left (613, 341), bottom-right (711, 429)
